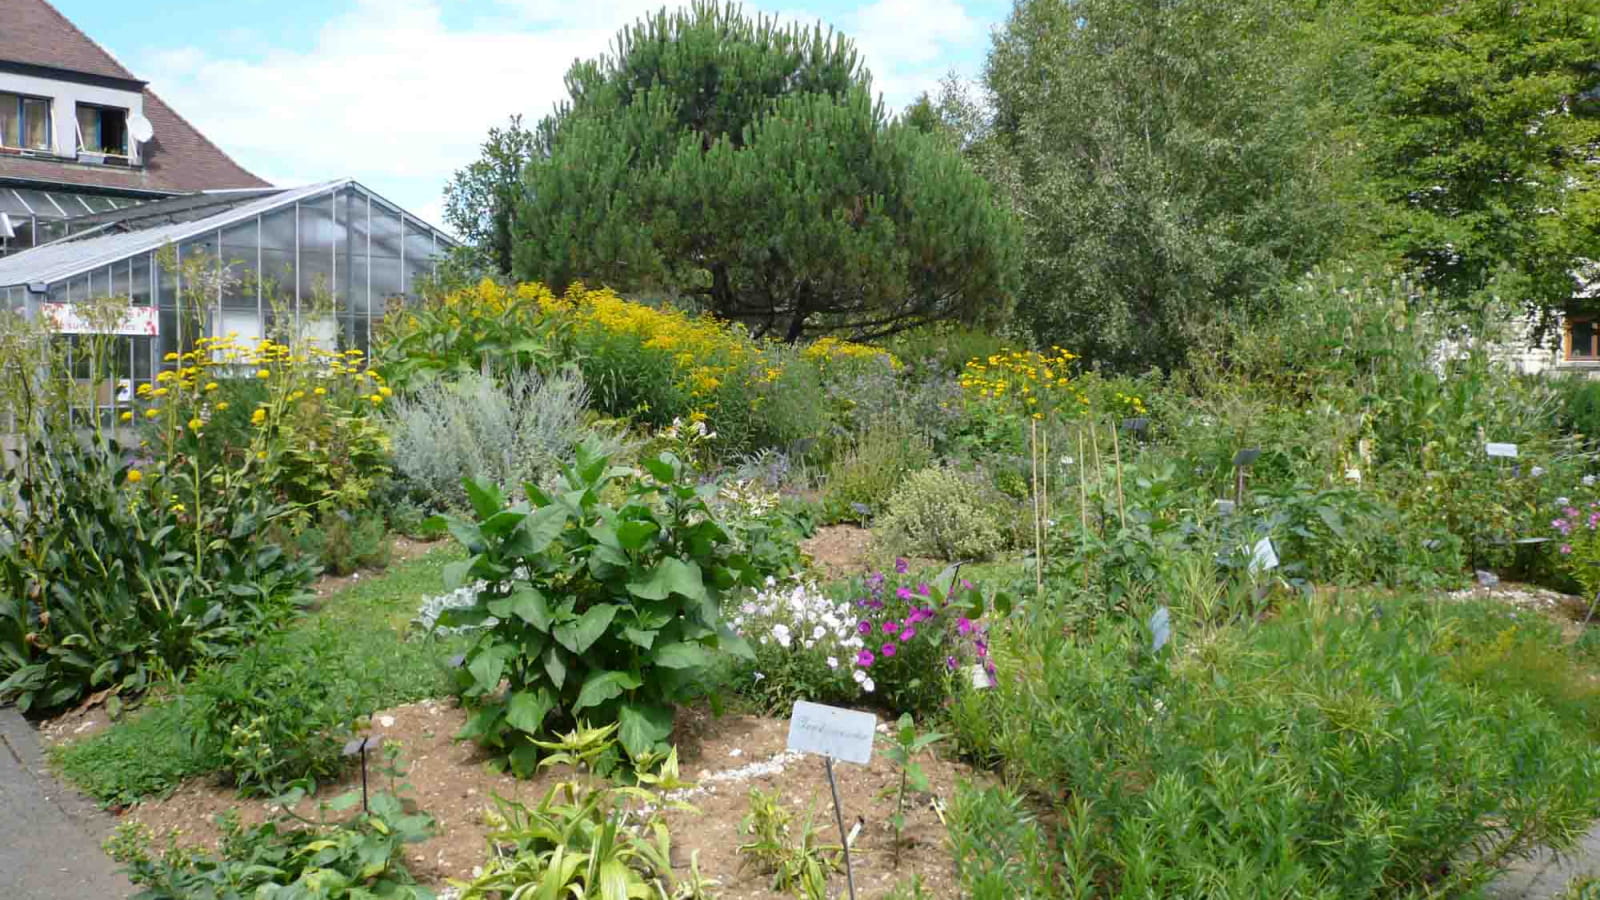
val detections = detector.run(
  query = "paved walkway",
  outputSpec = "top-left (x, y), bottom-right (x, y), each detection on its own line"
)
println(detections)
top-left (1487, 825), bottom-right (1600, 899)
top-left (0, 708), bottom-right (131, 899)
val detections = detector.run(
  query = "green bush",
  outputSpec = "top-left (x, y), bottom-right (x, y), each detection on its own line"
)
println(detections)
top-left (0, 434), bottom-right (313, 714)
top-left (108, 789), bottom-right (433, 899)
top-left (293, 508), bottom-right (393, 576)
top-left (438, 442), bottom-right (791, 772)
top-left (876, 468), bottom-right (1008, 561)
top-left (820, 426), bottom-right (933, 524)
top-left (951, 597), bottom-right (1600, 896)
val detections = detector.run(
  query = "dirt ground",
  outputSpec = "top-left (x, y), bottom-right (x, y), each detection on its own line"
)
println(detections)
top-left (801, 525), bottom-right (876, 579)
top-left (117, 701), bottom-right (972, 898)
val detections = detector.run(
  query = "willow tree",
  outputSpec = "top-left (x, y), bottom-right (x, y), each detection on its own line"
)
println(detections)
top-left (511, 2), bottom-right (1018, 340)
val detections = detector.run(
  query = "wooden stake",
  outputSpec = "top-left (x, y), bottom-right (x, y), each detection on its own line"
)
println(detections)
top-left (1078, 428), bottom-right (1090, 591)
top-left (1110, 421), bottom-right (1127, 530)
top-left (1031, 418), bottom-right (1043, 598)
top-left (1040, 422), bottom-right (1049, 575)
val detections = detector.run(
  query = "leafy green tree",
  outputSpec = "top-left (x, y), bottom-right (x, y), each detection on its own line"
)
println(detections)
top-left (983, 0), bottom-right (1352, 370)
top-left (511, 2), bottom-right (1018, 341)
top-left (1342, 0), bottom-right (1600, 312)
top-left (444, 115), bottom-right (536, 276)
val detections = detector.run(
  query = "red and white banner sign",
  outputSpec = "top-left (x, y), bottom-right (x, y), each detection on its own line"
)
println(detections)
top-left (41, 303), bottom-right (158, 336)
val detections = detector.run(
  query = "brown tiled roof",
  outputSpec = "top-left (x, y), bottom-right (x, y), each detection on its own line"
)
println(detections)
top-left (0, 0), bottom-right (270, 193)
top-left (0, 0), bottom-right (138, 82)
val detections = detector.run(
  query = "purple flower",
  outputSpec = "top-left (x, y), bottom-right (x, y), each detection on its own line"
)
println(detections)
top-left (960, 579), bottom-right (973, 590)
top-left (895, 587), bottom-right (913, 601)
top-left (916, 582), bottom-right (931, 596)
top-left (1562, 544), bottom-right (1574, 555)
top-left (857, 620), bottom-right (872, 635)
top-left (974, 638), bottom-right (989, 658)
top-left (899, 626), bottom-right (917, 641)
top-left (856, 649), bottom-right (876, 667)
top-left (882, 620), bottom-right (900, 634)
top-left (956, 617), bottom-right (975, 636)
top-left (945, 656), bottom-right (958, 670)
top-left (895, 558), bottom-right (909, 574)
top-left (881, 642), bottom-right (897, 658)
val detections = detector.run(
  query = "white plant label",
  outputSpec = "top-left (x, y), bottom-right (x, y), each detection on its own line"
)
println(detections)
top-left (966, 664), bottom-right (994, 690)
top-left (787, 701), bottom-right (876, 765)
top-left (1485, 442), bottom-right (1519, 459)
top-left (1149, 606), bottom-right (1171, 653)
top-left (1250, 537), bottom-right (1279, 574)
top-left (1213, 499), bottom-right (1236, 516)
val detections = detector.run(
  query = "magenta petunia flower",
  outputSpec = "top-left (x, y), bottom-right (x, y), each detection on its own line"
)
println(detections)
top-left (857, 620), bottom-right (872, 635)
top-left (882, 620), bottom-right (899, 633)
top-left (945, 655), bottom-right (958, 670)
top-left (1562, 544), bottom-right (1574, 555)
top-left (895, 558), bottom-right (909, 574)
top-left (881, 642), bottom-right (897, 658)
top-left (856, 649), bottom-right (876, 667)
top-left (895, 587), bottom-right (913, 601)
top-left (957, 617), bottom-right (975, 636)
top-left (899, 626), bottom-right (917, 641)
top-left (916, 582), bottom-right (931, 596)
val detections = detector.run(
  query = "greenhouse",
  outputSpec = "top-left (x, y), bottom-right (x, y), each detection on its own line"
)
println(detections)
top-left (0, 178), bottom-right (453, 404)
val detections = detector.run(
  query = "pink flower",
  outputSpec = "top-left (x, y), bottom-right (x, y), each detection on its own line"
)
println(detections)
top-left (881, 642), bottom-right (897, 658)
top-left (857, 620), bottom-right (872, 635)
top-left (1562, 544), bottom-right (1574, 555)
top-left (856, 649), bottom-right (876, 667)
top-left (956, 617), bottom-right (975, 636)
top-left (916, 582), bottom-right (931, 596)
top-left (895, 558), bottom-right (909, 574)
top-left (895, 587), bottom-right (913, 601)
top-left (882, 620), bottom-right (900, 634)
top-left (899, 626), bottom-right (918, 641)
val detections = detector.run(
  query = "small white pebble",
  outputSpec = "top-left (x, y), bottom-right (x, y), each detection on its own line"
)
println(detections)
top-left (378, 715), bottom-right (396, 728)
top-left (728, 748), bottom-right (743, 758)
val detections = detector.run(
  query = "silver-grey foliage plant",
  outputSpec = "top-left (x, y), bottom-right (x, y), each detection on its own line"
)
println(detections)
top-left (386, 367), bottom-right (629, 513)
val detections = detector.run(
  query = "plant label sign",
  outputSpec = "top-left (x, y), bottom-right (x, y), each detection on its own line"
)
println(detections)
top-left (1485, 442), bottom-right (1518, 459)
top-left (787, 701), bottom-right (876, 765)
top-left (1249, 537), bottom-right (1279, 575)
top-left (1149, 606), bottom-right (1171, 653)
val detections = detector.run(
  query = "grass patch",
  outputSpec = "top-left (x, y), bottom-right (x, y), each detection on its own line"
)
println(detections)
top-left (54, 545), bottom-right (465, 807)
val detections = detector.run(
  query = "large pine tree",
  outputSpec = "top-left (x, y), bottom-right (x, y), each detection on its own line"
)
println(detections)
top-left (510, 2), bottom-right (1018, 341)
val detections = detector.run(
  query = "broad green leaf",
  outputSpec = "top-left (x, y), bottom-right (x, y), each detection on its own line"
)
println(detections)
top-left (627, 558), bottom-right (706, 602)
top-left (445, 518), bottom-right (485, 553)
top-left (504, 504), bottom-right (569, 557)
top-left (542, 644), bottom-right (567, 689)
top-left (617, 701), bottom-right (673, 758)
top-left (575, 669), bottom-right (642, 710)
top-left (622, 627), bottom-right (658, 649)
top-left (641, 455), bottom-right (677, 483)
top-left (508, 587), bottom-right (552, 630)
top-left (653, 641), bottom-right (710, 670)
top-left (553, 604), bottom-right (619, 654)
top-left (463, 478), bottom-right (506, 521)
top-left (505, 688), bottom-right (555, 735)
top-left (442, 558), bottom-right (475, 592)
top-left (468, 649), bottom-right (506, 693)
top-left (478, 508), bottom-right (527, 538)
top-left (615, 519), bottom-right (660, 551)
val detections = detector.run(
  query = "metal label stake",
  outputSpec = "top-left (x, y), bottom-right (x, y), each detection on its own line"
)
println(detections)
top-left (824, 757), bottom-right (857, 900)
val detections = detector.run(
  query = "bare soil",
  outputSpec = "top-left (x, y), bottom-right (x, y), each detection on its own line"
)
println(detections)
top-left (801, 525), bottom-right (876, 579)
top-left (119, 701), bottom-right (972, 898)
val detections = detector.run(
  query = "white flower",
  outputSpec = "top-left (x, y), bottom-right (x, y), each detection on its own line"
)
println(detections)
top-left (1584, 475), bottom-right (1595, 486)
top-left (753, 672), bottom-right (765, 682)
top-left (1531, 466), bottom-right (1547, 477)
top-left (862, 677), bottom-right (875, 693)
top-left (1557, 497), bottom-right (1571, 506)
top-left (852, 669), bottom-right (866, 684)
top-left (812, 625), bottom-right (826, 640)
top-left (827, 656), bottom-right (839, 669)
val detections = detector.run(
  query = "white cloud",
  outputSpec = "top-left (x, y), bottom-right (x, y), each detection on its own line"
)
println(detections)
top-left (134, 0), bottom-right (990, 225)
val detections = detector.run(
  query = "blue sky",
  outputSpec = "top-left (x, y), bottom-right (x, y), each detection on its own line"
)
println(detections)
top-left (55, 0), bottom-right (1010, 229)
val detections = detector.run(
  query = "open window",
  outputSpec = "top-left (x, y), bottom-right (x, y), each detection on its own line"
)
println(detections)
top-left (75, 104), bottom-right (128, 160)
top-left (0, 92), bottom-right (52, 151)
top-left (1566, 317), bottom-right (1599, 362)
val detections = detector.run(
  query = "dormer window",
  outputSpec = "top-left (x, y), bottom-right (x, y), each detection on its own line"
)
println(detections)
top-left (76, 103), bottom-right (128, 158)
top-left (0, 92), bottom-right (52, 151)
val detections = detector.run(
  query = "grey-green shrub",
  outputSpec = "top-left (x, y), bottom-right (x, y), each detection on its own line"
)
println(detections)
top-left (820, 426), bottom-right (932, 523)
top-left (386, 367), bottom-right (628, 513)
top-left (876, 467), bottom-right (1007, 561)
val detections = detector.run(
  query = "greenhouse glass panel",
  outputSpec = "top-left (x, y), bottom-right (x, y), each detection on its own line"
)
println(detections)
top-left (220, 220), bottom-right (259, 310)
top-left (130, 254), bottom-right (151, 306)
top-left (298, 198), bottom-right (335, 315)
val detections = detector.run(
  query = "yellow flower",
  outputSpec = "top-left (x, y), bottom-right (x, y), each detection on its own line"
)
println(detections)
top-left (163, 352), bottom-right (179, 362)
top-left (256, 369), bottom-right (271, 379)
top-left (187, 417), bottom-right (203, 431)
top-left (126, 469), bottom-right (143, 484)
top-left (204, 382), bottom-right (219, 392)
top-left (378, 386), bottom-right (393, 398)
top-left (152, 387), bottom-right (170, 398)
top-left (313, 387), bottom-right (327, 396)
top-left (256, 450), bottom-right (268, 461)
top-left (144, 408), bottom-right (160, 419)
top-left (156, 371), bottom-right (175, 383)
top-left (214, 401), bottom-right (230, 412)
top-left (170, 503), bottom-right (186, 514)
top-left (369, 394), bottom-right (384, 405)
top-left (119, 411), bottom-right (134, 422)
top-left (251, 408), bottom-right (267, 426)
top-left (289, 390), bottom-right (305, 402)
top-left (135, 383), bottom-right (152, 397)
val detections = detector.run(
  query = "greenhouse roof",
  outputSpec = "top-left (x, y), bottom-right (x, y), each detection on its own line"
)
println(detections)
top-left (0, 178), bottom-right (450, 289)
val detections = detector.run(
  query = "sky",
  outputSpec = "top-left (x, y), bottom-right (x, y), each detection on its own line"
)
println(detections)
top-left (54, 0), bottom-right (1011, 232)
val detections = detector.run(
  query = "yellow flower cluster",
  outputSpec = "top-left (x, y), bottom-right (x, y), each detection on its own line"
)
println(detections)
top-left (959, 347), bottom-right (1085, 420)
top-left (1112, 390), bottom-right (1148, 416)
top-left (539, 285), bottom-right (760, 401)
top-left (800, 336), bottom-right (901, 372)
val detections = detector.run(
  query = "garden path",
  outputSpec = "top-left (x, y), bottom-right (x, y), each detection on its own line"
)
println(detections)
top-left (1488, 825), bottom-right (1600, 899)
top-left (0, 707), bottom-right (131, 898)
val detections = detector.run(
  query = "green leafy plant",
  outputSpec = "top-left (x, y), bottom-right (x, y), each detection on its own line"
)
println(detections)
top-left (820, 425), bottom-right (932, 524)
top-left (294, 508), bottom-right (393, 576)
top-left (108, 787), bottom-right (435, 899)
top-left (875, 467), bottom-right (1009, 561)
top-left (878, 713), bottom-right (946, 866)
top-left (736, 787), bottom-right (839, 899)
top-left (439, 441), bottom-right (781, 771)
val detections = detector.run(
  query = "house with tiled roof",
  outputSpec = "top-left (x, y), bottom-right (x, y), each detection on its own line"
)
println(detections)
top-left (0, 0), bottom-right (451, 424)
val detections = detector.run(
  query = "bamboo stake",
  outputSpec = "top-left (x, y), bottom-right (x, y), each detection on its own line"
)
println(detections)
top-left (1078, 427), bottom-right (1090, 591)
top-left (1110, 421), bottom-right (1127, 530)
top-left (1031, 418), bottom-right (1044, 598)
top-left (1040, 422), bottom-right (1050, 575)
top-left (1088, 418), bottom-right (1103, 505)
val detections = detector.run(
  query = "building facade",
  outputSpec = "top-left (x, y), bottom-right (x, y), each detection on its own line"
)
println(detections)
top-left (0, 0), bottom-right (451, 419)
